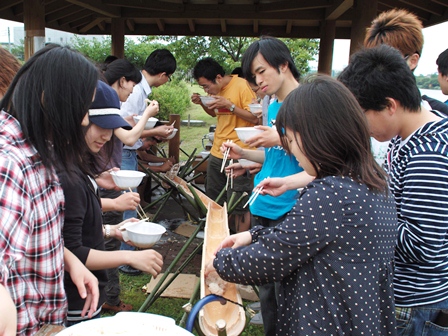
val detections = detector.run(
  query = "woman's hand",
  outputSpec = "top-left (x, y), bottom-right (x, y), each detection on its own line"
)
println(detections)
top-left (143, 99), bottom-right (159, 118)
top-left (113, 192), bottom-right (140, 212)
top-left (257, 177), bottom-right (290, 197)
top-left (245, 126), bottom-right (281, 148)
top-left (110, 218), bottom-right (140, 241)
top-left (129, 250), bottom-right (163, 278)
top-left (221, 141), bottom-right (244, 160)
top-left (95, 168), bottom-right (121, 190)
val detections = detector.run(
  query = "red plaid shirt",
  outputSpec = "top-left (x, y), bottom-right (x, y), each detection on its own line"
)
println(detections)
top-left (0, 111), bottom-right (67, 335)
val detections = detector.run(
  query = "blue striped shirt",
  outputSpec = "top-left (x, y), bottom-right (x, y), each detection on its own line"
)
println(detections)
top-left (388, 115), bottom-right (448, 306)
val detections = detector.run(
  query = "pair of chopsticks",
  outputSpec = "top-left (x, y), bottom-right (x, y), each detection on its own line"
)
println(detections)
top-left (128, 187), bottom-right (149, 221)
top-left (220, 139), bottom-right (233, 173)
top-left (226, 159), bottom-right (234, 190)
top-left (243, 186), bottom-right (263, 208)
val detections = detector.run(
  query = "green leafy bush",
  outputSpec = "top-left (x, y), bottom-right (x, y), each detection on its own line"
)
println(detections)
top-left (149, 80), bottom-right (191, 121)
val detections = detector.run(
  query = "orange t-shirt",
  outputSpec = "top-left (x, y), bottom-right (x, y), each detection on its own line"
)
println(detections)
top-left (210, 75), bottom-right (257, 158)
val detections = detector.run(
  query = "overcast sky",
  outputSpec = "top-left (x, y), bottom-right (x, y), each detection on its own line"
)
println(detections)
top-left (1, 18), bottom-right (446, 76)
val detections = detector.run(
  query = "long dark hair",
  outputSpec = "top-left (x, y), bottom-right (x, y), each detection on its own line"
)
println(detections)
top-left (0, 44), bottom-right (98, 178)
top-left (276, 75), bottom-right (388, 193)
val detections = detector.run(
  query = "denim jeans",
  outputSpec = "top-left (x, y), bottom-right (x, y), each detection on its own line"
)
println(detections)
top-left (120, 149), bottom-right (137, 251)
top-left (396, 298), bottom-right (448, 335)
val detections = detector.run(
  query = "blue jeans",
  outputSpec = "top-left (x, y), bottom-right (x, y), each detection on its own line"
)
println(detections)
top-left (396, 298), bottom-right (448, 335)
top-left (121, 149), bottom-right (138, 251)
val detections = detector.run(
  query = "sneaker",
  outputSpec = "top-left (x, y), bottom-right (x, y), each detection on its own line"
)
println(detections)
top-left (102, 301), bottom-right (133, 312)
top-left (250, 312), bottom-right (263, 325)
top-left (119, 265), bottom-right (142, 276)
top-left (247, 301), bottom-right (261, 312)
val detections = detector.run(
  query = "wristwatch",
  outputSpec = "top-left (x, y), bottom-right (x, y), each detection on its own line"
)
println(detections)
top-left (104, 224), bottom-right (111, 239)
top-left (229, 104), bottom-right (235, 112)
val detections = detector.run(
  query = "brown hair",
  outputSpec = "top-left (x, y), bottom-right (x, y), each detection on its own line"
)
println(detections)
top-left (0, 46), bottom-right (21, 98)
top-left (276, 75), bottom-right (388, 193)
top-left (364, 8), bottom-right (423, 57)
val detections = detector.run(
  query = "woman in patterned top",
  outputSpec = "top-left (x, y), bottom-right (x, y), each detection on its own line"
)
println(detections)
top-left (206, 75), bottom-right (398, 335)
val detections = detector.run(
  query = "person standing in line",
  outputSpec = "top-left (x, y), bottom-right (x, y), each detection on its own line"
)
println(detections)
top-left (220, 36), bottom-right (313, 333)
top-left (97, 58), bottom-right (160, 312)
top-left (0, 46), bottom-right (21, 99)
top-left (436, 48), bottom-right (448, 104)
top-left (61, 80), bottom-right (163, 326)
top-left (338, 44), bottom-right (448, 336)
top-left (191, 57), bottom-right (258, 233)
top-left (206, 75), bottom-right (398, 335)
top-left (118, 49), bottom-right (176, 275)
top-left (364, 8), bottom-right (448, 165)
top-left (0, 44), bottom-right (99, 336)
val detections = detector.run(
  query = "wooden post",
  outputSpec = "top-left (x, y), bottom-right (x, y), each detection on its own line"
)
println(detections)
top-left (349, 0), bottom-right (378, 56)
top-left (168, 114), bottom-right (181, 163)
top-left (111, 18), bottom-right (125, 59)
top-left (23, 0), bottom-right (45, 60)
top-left (317, 20), bottom-right (336, 75)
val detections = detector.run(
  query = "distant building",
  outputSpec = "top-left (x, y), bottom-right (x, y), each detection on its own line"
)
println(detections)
top-left (13, 26), bottom-right (104, 46)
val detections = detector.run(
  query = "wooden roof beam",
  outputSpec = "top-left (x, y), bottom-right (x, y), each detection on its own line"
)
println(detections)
top-left (253, 19), bottom-right (259, 34)
top-left (399, 0), bottom-right (445, 16)
top-left (326, 0), bottom-right (353, 20)
top-left (286, 20), bottom-right (292, 34)
top-left (66, 0), bottom-right (120, 18)
top-left (220, 19), bottom-right (227, 33)
top-left (0, 0), bottom-right (21, 12)
top-left (126, 19), bottom-right (135, 32)
top-left (104, 0), bottom-right (183, 11)
top-left (156, 18), bottom-right (165, 32)
top-left (79, 17), bottom-right (104, 33)
top-left (46, 6), bottom-right (85, 24)
top-left (188, 19), bottom-right (195, 32)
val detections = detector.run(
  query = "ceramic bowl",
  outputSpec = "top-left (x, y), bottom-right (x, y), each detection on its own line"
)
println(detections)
top-left (125, 221), bottom-right (166, 249)
top-left (110, 170), bottom-right (146, 189)
top-left (234, 127), bottom-right (264, 143)
top-left (248, 103), bottom-right (262, 115)
top-left (133, 116), bottom-right (159, 130)
top-left (164, 128), bottom-right (178, 140)
top-left (199, 96), bottom-right (217, 106)
top-left (200, 151), bottom-right (210, 159)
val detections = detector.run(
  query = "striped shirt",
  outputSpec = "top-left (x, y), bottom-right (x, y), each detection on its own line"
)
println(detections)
top-left (0, 111), bottom-right (67, 335)
top-left (388, 115), bottom-right (448, 306)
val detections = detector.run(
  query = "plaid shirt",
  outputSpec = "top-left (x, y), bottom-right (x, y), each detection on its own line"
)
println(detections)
top-left (0, 111), bottom-right (67, 335)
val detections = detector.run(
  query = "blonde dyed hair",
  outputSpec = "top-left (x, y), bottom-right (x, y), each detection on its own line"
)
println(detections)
top-left (364, 8), bottom-right (424, 57)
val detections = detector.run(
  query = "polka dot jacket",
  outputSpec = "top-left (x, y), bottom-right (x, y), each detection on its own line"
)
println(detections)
top-left (214, 176), bottom-right (398, 335)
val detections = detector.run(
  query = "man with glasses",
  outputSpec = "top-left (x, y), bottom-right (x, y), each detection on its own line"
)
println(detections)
top-left (118, 49), bottom-right (176, 275)
top-left (191, 57), bottom-right (258, 233)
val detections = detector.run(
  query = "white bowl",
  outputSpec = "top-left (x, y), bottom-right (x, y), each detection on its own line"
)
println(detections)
top-left (164, 128), bottom-right (178, 140)
top-left (200, 151), bottom-right (210, 159)
top-left (238, 159), bottom-right (257, 167)
top-left (200, 96), bottom-right (217, 106)
top-left (148, 162), bottom-right (164, 166)
top-left (248, 103), bottom-right (262, 115)
top-left (133, 116), bottom-right (159, 130)
top-left (125, 221), bottom-right (166, 249)
top-left (110, 170), bottom-right (146, 189)
top-left (234, 127), bottom-right (264, 143)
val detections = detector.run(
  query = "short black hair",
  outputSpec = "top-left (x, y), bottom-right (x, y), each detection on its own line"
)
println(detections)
top-left (436, 48), bottom-right (448, 77)
top-left (143, 49), bottom-right (177, 76)
top-left (241, 36), bottom-right (300, 85)
top-left (193, 57), bottom-right (225, 82)
top-left (338, 44), bottom-right (421, 112)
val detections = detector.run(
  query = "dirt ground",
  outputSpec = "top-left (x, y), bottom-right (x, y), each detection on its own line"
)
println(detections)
top-left (142, 183), bottom-right (204, 277)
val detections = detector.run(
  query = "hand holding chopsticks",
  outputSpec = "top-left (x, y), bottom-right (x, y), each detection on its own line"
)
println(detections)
top-left (220, 139), bottom-right (233, 173)
top-left (243, 186), bottom-right (263, 208)
top-left (128, 187), bottom-right (149, 221)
